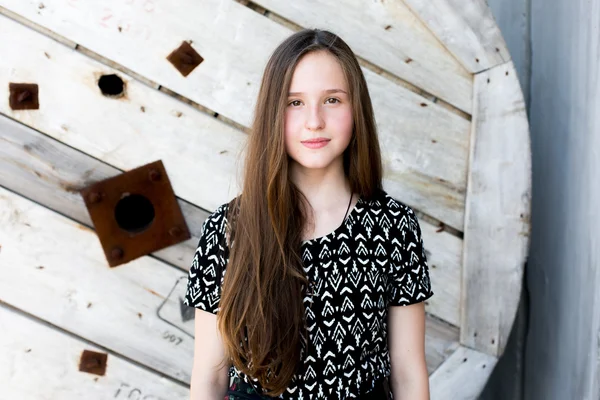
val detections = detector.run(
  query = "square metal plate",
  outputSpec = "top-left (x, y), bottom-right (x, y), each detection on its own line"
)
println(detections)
top-left (79, 350), bottom-right (108, 376)
top-left (80, 160), bottom-right (190, 267)
top-left (9, 83), bottom-right (39, 110)
top-left (166, 41), bottom-right (204, 77)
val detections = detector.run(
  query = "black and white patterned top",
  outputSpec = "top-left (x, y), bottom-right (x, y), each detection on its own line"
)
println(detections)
top-left (184, 189), bottom-right (434, 399)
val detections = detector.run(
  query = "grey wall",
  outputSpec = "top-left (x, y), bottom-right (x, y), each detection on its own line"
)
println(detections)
top-left (480, 0), bottom-right (600, 398)
top-left (524, 0), bottom-right (599, 397)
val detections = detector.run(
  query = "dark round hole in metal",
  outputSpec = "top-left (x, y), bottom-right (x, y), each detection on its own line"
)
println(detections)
top-left (98, 74), bottom-right (125, 97)
top-left (114, 193), bottom-right (155, 234)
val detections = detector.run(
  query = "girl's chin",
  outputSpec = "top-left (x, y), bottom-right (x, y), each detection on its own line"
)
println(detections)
top-left (290, 156), bottom-right (342, 171)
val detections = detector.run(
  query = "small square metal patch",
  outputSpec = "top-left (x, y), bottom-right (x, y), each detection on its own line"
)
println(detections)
top-left (79, 350), bottom-right (108, 376)
top-left (166, 41), bottom-right (203, 77)
top-left (9, 83), bottom-right (39, 110)
top-left (80, 160), bottom-right (190, 267)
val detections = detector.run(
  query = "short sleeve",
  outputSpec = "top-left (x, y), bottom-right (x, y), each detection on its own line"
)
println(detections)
top-left (387, 206), bottom-right (434, 306)
top-left (183, 204), bottom-right (229, 314)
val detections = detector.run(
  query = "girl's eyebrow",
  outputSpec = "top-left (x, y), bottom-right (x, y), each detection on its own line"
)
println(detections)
top-left (287, 88), bottom-right (348, 96)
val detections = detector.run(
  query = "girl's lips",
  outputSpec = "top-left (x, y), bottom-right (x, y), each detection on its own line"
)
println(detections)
top-left (301, 138), bottom-right (330, 149)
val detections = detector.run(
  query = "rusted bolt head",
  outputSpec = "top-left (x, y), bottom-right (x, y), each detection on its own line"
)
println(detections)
top-left (148, 169), bottom-right (161, 182)
top-left (88, 191), bottom-right (102, 204)
top-left (110, 246), bottom-right (124, 260)
top-left (169, 226), bottom-right (182, 237)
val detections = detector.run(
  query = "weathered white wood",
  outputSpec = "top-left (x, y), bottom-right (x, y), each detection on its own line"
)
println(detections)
top-left (0, 115), bottom-right (208, 271)
top-left (460, 61), bottom-right (531, 356)
top-left (251, 0), bottom-right (472, 113)
top-left (421, 220), bottom-right (462, 327)
top-left (0, 305), bottom-right (189, 400)
top-left (425, 317), bottom-right (460, 374)
top-left (429, 345), bottom-right (497, 399)
top-left (0, 14), bottom-right (245, 214)
top-left (0, 111), bottom-right (463, 327)
top-left (0, 186), bottom-right (194, 382)
top-left (402, 0), bottom-right (510, 73)
top-left (367, 70), bottom-right (469, 231)
top-left (0, 1), bottom-right (471, 230)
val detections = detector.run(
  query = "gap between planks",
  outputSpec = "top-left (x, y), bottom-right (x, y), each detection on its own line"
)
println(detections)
top-left (234, 0), bottom-right (472, 122)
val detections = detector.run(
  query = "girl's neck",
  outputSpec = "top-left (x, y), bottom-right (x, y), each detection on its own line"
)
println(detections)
top-left (289, 157), bottom-right (351, 213)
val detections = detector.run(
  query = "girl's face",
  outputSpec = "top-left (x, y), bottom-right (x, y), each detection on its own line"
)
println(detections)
top-left (284, 51), bottom-right (354, 172)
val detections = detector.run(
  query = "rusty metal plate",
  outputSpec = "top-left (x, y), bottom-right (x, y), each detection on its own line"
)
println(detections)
top-left (79, 350), bottom-right (108, 376)
top-left (80, 160), bottom-right (191, 267)
top-left (9, 83), bottom-right (39, 110)
top-left (166, 41), bottom-right (203, 77)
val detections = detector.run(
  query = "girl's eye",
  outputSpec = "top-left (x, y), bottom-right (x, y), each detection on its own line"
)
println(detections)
top-left (289, 100), bottom-right (302, 107)
top-left (326, 98), bottom-right (340, 104)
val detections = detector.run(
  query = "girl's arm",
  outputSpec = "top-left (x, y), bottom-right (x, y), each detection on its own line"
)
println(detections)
top-left (387, 301), bottom-right (430, 400)
top-left (190, 309), bottom-right (231, 400)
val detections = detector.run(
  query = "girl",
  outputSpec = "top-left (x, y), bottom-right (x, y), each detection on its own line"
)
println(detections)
top-left (184, 29), bottom-right (433, 400)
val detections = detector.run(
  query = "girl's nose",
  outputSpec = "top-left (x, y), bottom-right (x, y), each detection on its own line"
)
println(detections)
top-left (304, 105), bottom-right (325, 130)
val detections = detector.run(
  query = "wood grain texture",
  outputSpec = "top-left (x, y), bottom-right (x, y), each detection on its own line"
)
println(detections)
top-left (0, 114), bottom-right (208, 271)
top-left (402, 0), bottom-right (510, 73)
top-left (421, 219), bottom-right (463, 327)
top-left (251, 0), bottom-right (473, 112)
top-left (0, 305), bottom-right (189, 400)
top-left (429, 345), bottom-right (497, 399)
top-left (460, 61), bottom-right (531, 356)
top-left (425, 317), bottom-right (460, 374)
top-left (0, 186), bottom-right (194, 382)
top-left (0, 1), bottom-right (471, 230)
top-left (0, 13), bottom-right (245, 214)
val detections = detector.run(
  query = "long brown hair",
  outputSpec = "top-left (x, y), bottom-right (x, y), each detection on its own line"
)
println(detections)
top-left (217, 28), bottom-right (383, 396)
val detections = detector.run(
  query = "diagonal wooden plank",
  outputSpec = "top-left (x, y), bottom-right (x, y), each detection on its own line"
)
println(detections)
top-left (460, 61), bottom-right (531, 356)
top-left (402, 0), bottom-right (510, 73)
top-left (429, 345), bottom-right (497, 399)
top-left (0, 114), bottom-right (208, 271)
top-left (0, 185), bottom-right (194, 382)
top-left (0, 305), bottom-right (189, 400)
top-left (250, 0), bottom-right (473, 113)
top-left (0, 1), bottom-right (471, 230)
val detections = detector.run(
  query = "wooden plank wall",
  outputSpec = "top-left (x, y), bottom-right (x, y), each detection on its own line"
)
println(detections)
top-left (0, 306), bottom-right (189, 400)
top-left (250, 0), bottom-right (473, 113)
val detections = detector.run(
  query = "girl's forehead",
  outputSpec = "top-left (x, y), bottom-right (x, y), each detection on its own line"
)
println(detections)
top-left (289, 51), bottom-right (348, 93)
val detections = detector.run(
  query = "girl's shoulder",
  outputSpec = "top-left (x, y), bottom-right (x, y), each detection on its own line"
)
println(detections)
top-left (202, 196), bottom-right (239, 228)
top-left (361, 189), bottom-right (423, 240)
top-left (364, 188), bottom-right (419, 220)
top-left (198, 198), bottom-right (239, 249)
